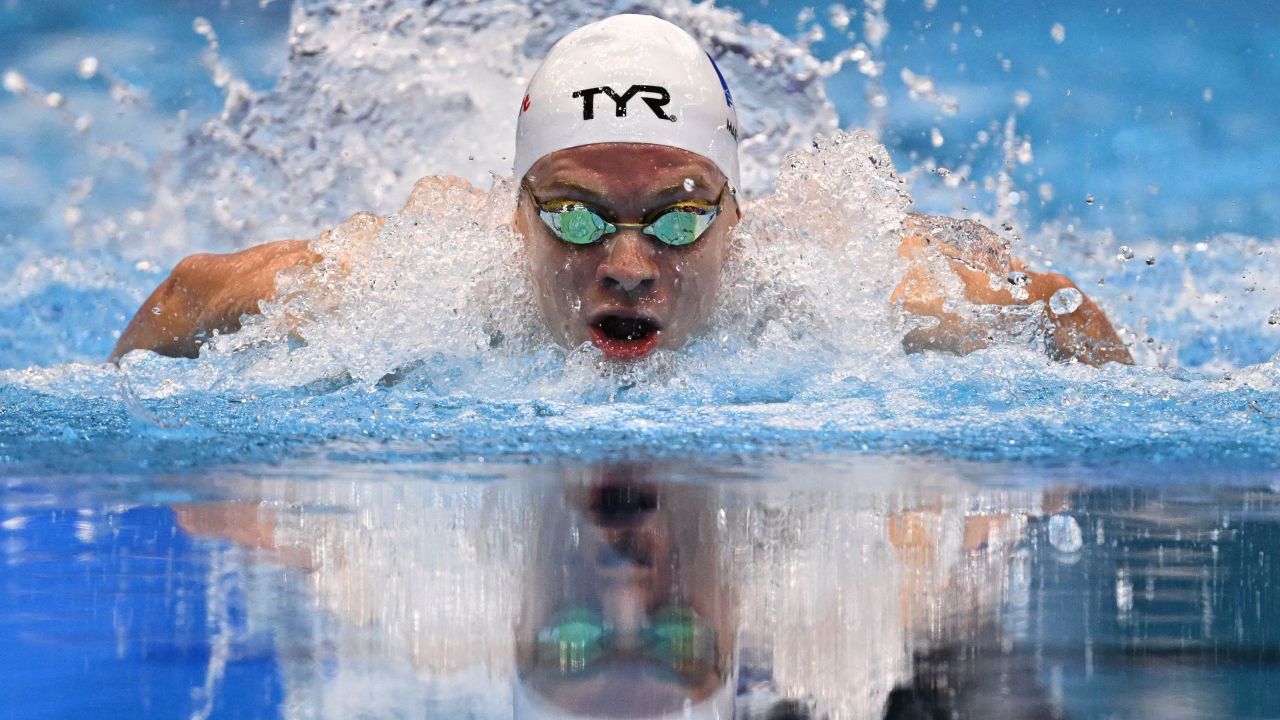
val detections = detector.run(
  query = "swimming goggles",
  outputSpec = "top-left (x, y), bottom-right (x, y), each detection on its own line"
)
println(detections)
top-left (536, 605), bottom-right (717, 677)
top-left (523, 183), bottom-right (729, 246)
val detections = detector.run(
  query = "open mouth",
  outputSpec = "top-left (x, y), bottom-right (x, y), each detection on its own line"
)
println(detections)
top-left (589, 313), bottom-right (662, 360)
top-left (589, 482), bottom-right (659, 528)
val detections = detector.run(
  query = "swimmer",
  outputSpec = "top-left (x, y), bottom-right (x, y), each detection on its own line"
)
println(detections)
top-left (110, 14), bottom-right (1132, 367)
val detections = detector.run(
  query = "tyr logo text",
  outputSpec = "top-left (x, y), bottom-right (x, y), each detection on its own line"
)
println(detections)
top-left (572, 85), bottom-right (676, 122)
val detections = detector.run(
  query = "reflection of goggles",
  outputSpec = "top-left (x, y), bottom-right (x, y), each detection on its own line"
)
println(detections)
top-left (523, 184), bottom-right (729, 246)
top-left (536, 605), bottom-right (717, 677)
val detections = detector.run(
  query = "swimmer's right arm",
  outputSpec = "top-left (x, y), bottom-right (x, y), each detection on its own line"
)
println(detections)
top-left (109, 239), bottom-right (323, 363)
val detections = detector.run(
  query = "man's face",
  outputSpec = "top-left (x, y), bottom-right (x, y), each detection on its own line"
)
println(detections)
top-left (515, 143), bottom-right (740, 360)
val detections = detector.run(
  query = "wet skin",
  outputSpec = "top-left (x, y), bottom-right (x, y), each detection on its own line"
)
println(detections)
top-left (514, 144), bottom-right (740, 361)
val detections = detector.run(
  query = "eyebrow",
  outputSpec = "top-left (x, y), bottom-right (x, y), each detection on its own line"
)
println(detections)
top-left (536, 179), bottom-right (721, 212)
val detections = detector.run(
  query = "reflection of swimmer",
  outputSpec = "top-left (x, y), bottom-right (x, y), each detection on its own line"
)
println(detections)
top-left (175, 461), bottom-right (1046, 719)
top-left (514, 467), bottom-right (736, 719)
top-left (109, 14), bottom-right (1131, 367)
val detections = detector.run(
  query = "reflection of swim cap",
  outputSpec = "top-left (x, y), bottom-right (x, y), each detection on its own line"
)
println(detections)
top-left (514, 14), bottom-right (741, 191)
top-left (513, 676), bottom-right (735, 720)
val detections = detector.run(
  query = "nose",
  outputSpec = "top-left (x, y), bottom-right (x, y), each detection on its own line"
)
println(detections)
top-left (596, 232), bottom-right (659, 294)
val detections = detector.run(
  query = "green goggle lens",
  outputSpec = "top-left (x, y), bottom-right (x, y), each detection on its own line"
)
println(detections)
top-left (641, 210), bottom-right (713, 246)
top-left (540, 206), bottom-right (617, 245)
top-left (534, 604), bottom-right (716, 677)
top-left (649, 606), bottom-right (714, 672)
top-left (529, 184), bottom-right (725, 247)
top-left (537, 607), bottom-right (607, 674)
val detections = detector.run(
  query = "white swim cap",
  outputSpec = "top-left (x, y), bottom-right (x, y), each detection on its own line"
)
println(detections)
top-left (514, 14), bottom-right (741, 191)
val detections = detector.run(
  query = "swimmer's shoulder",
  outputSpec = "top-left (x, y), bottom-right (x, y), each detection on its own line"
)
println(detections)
top-left (900, 211), bottom-right (1013, 277)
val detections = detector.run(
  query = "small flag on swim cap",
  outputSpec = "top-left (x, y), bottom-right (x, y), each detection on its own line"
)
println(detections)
top-left (514, 14), bottom-right (741, 191)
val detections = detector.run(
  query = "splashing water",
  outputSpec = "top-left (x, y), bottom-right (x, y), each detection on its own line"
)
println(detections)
top-left (1, 0), bottom-right (1280, 473)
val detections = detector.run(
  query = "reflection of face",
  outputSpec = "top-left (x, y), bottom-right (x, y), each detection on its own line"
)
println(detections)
top-left (515, 143), bottom-right (740, 361)
top-left (516, 466), bottom-right (735, 718)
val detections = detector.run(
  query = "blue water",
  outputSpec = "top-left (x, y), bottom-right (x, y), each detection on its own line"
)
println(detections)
top-left (3, 460), bottom-right (1278, 718)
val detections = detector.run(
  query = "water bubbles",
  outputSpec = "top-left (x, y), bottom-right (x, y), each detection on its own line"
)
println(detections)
top-left (192, 17), bottom-right (213, 37)
top-left (1269, 308), bottom-right (1280, 326)
top-left (1048, 514), bottom-right (1083, 553)
top-left (1049, 287), bottom-right (1083, 316)
top-left (1013, 90), bottom-right (1031, 110)
top-left (2, 70), bottom-right (27, 94)
top-left (936, 166), bottom-right (951, 176)
top-left (77, 56), bottom-right (99, 80)
top-left (151, 306), bottom-right (163, 315)
top-left (929, 127), bottom-right (944, 148)
top-left (44, 92), bottom-right (64, 109)
top-left (1050, 22), bottom-right (1066, 44)
top-left (1145, 256), bottom-right (1157, 266)
top-left (682, 178), bottom-right (695, 192)
top-left (1038, 183), bottom-right (1054, 203)
top-left (1084, 194), bottom-right (1096, 205)
top-left (1116, 245), bottom-right (1135, 262)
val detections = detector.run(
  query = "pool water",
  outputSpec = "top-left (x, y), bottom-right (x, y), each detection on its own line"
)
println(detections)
top-left (1, 0), bottom-right (1279, 717)
top-left (3, 459), bottom-right (1277, 718)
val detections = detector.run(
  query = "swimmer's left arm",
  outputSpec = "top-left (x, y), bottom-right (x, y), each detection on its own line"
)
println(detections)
top-left (891, 213), bottom-right (1133, 366)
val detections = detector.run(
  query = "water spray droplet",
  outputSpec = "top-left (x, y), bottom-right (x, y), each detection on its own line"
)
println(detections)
top-left (826, 3), bottom-right (852, 31)
top-left (151, 306), bottom-right (163, 315)
top-left (1016, 140), bottom-right (1033, 164)
top-left (1084, 194), bottom-right (1096, 205)
top-left (1116, 245), bottom-right (1134, 262)
top-left (1145, 256), bottom-right (1156, 266)
top-left (1013, 90), bottom-right (1031, 110)
top-left (77, 56), bottom-right (99, 80)
top-left (1049, 287), bottom-right (1083, 315)
top-left (682, 178), bottom-right (695, 192)
top-left (930, 127), bottom-right (944, 147)
top-left (1202, 87), bottom-right (1213, 103)
top-left (1050, 23), bottom-right (1066, 44)
top-left (45, 92), bottom-right (64, 108)
top-left (2, 70), bottom-right (26, 94)
top-left (1007, 271), bottom-right (1030, 301)
top-left (936, 167), bottom-right (951, 176)
top-left (1269, 308), bottom-right (1280, 326)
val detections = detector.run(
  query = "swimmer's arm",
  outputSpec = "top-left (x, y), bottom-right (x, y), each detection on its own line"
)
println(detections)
top-left (109, 239), bottom-right (323, 363)
top-left (109, 178), bottom-right (467, 364)
top-left (891, 214), bottom-right (1133, 366)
